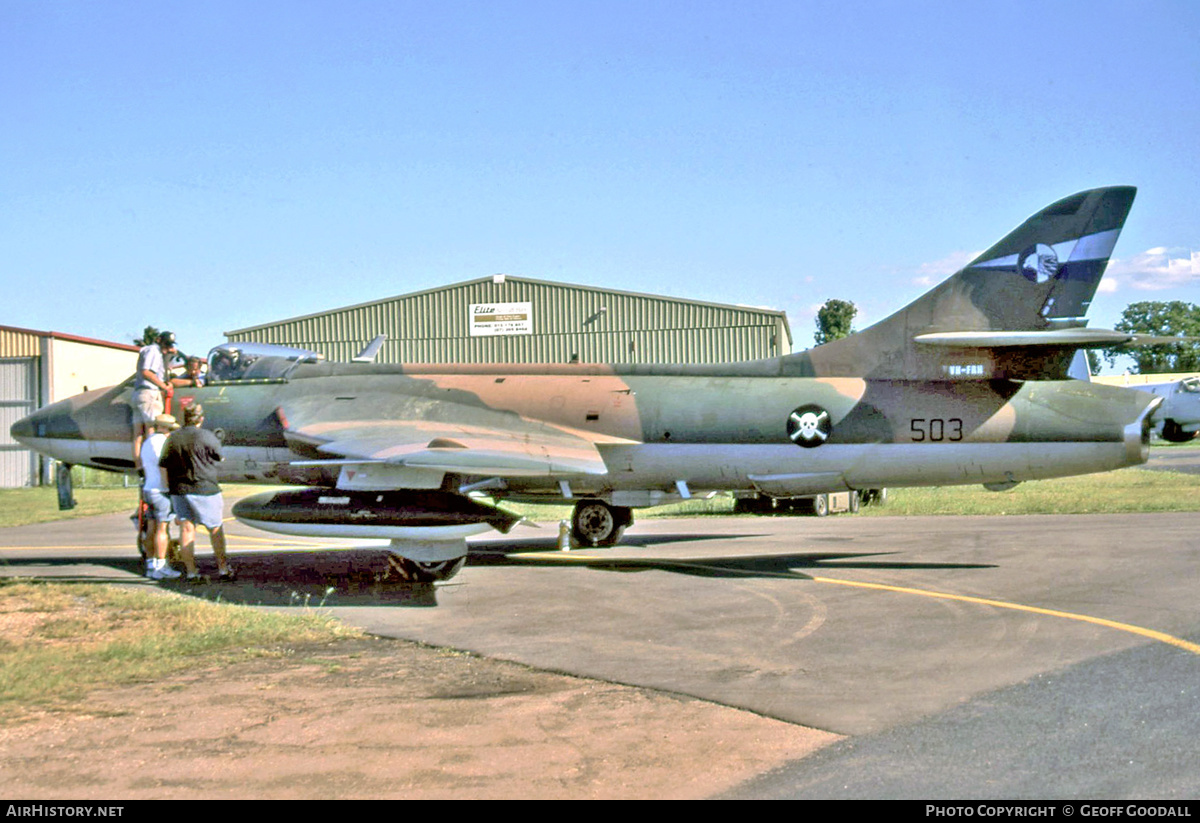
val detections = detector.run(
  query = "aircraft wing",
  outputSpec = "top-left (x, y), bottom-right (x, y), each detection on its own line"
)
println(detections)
top-left (277, 395), bottom-right (617, 477)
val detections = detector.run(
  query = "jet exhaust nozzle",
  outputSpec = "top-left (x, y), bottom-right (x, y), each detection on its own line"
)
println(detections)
top-left (1125, 395), bottom-right (1163, 466)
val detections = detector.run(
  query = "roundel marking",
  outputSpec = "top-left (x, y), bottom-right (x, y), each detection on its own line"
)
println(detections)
top-left (1019, 243), bottom-right (1059, 284)
top-left (787, 404), bottom-right (832, 448)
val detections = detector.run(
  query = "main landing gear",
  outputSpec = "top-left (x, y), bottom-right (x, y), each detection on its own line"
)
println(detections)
top-left (384, 537), bottom-right (471, 583)
top-left (570, 499), bottom-right (634, 547)
top-left (386, 554), bottom-right (467, 583)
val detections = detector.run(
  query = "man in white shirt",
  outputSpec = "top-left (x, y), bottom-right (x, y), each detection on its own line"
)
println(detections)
top-left (130, 331), bottom-right (177, 463)
top-left (141, 414), bottom-right (181, 580)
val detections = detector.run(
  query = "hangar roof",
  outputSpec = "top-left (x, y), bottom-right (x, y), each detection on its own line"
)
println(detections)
top-left (225, 274), bottom-right (792, 341)
top-left (0, 324), bottom-right (139, 358)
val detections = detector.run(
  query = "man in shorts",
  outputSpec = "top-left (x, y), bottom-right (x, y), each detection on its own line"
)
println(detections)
top-left (159, 403), bottom-right (232, 580)
top-left (131, 331), bottom-right (178, 463)
top-left (140, 413), bottom-right (181, 580)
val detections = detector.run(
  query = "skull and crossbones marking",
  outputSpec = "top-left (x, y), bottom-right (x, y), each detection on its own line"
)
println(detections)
top-left (787, 404), bottom-right (832, 448)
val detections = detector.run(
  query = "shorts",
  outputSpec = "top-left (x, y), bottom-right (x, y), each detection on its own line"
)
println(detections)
top-left (142, 488), bottom-right (172, 521)
top-left (171, 492), bottom-right (225, 530)
top-left (131, 388), bottom-right (163, 426)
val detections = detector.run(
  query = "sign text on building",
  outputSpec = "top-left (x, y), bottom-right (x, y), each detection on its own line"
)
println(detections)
top-left (469, 302), bottom-right (533, 336)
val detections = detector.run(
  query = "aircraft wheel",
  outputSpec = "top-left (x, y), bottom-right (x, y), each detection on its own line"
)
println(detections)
top-left (386, 554), bottom-right (466, 583)
top-left (812, 494), bottom-right (829, 517)
top-left (571, 500), bottom-right (630, 547)
top-left (849, 490), bottom-right (860, 514)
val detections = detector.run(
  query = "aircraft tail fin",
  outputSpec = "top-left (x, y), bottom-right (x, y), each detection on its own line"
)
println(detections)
top-left (784, 186), bottom-right (1137, 380)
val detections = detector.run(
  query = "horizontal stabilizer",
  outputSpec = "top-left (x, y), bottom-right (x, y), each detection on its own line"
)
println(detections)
top-left (914, 329), bottom-right (1199, 348)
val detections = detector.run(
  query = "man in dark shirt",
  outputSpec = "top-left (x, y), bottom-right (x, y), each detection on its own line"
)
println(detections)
top-left (159, 403), bottom-right (232, 580)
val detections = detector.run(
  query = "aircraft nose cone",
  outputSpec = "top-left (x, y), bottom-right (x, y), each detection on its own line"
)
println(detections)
top-left (10, 413), bottom-right (36, 445)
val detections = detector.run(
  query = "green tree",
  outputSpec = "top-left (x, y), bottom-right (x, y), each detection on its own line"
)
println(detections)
top-left (815, 299), bottom-right (857, 346)
top-left (133, 325), bottom-right (160, 347)
top-left (1103, 301), bottom-right (1200, 373)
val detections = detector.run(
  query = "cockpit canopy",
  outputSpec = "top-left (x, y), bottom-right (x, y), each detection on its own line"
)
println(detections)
top-left (206, 342), bottom-right (324, 382)
top-left (1180, 377), bottom-right (1199, 394)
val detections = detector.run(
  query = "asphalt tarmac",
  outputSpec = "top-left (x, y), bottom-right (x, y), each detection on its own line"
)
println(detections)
top-left (3, 497), bottom-right (1198, 798)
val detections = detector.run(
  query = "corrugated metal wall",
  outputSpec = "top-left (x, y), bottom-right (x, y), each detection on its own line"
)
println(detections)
top-left (0, 358), bottom-right (38, 487)
top-left (1, 328), bottom-right (41, 486)
top-left (227, 276), bottom-right (791, 365)
top-left (0, 327), bottom-right (40, 358)
top-left (1, 327), bottom-right (139, 486)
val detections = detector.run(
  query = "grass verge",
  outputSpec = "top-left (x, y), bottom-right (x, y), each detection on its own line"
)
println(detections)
top-left (0, 483), bottom-right (273, 528)
top-left (0, 487), bottom-right (140, 528)
top-left (856, 467), bottom-right (1200, 516)
top-left (496, 467), bottom-right (1200, 521)
top-left (0, 580), bottom-right (361, 725)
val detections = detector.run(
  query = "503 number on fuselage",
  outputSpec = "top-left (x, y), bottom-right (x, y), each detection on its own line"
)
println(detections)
top-left (909, 418), bottom-right (965, 442)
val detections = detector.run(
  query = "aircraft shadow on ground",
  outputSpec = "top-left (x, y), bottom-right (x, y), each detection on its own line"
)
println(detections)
top-left (1, 535), bottom-right (996, 607)
top-left (0, 552), bottom-right (440, 607)
top-left (468, 543), bottom-right (996, 579)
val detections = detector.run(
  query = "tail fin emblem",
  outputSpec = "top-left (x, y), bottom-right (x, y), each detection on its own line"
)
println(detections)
top-left (1019, 244), bottom-right (1059, 283)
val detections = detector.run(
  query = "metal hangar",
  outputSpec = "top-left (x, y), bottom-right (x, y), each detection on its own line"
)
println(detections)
top-left (224, 274), bottom-right (792, 366)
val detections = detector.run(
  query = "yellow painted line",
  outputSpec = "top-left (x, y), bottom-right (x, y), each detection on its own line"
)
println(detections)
top-left (513, 552), bottom-right (1200, 656)
top-left (0, 540), bottom-right (336, 551)
top-left (810, 575), bottom-right (1200, 656)
top-left (222, 532), bottom-right (323, 546)
top-left (0, 545), bottom-right (136, 551)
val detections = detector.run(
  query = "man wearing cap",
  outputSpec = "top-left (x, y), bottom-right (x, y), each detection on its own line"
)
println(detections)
top-left (131, 330), bottom-right (178, 463)
top-left (140, 413), bottom-right (182, 580)
top-left (159, 403), bottom-right (232, 580)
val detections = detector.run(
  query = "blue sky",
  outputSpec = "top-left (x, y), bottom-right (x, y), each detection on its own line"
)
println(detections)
top-left (4, 1), bottom-right (1198, 370)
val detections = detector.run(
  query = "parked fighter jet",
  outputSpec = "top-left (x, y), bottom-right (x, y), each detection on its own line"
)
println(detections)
top-left (1142, 376), bottom-right (1200, 442)
top-left (11, 186), bottom-right (1164, 581)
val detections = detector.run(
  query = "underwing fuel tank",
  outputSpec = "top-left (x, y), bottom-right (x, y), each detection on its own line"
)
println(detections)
top-left (232, 489), bottom-right (522, 541)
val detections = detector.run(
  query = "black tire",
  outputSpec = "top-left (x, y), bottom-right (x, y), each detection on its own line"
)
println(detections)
top-left (812, 494), bottom-right (829, 517)
top-left (386, 554), bottom-right (467, 583)
top-left (571, 500), bottom-right (631, 547)
top-left (849, 490), bottom-right (860, 514)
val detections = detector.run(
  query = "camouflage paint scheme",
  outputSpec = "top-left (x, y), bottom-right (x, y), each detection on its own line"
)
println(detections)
top-left (11, 187), bottom-right (1163, 578)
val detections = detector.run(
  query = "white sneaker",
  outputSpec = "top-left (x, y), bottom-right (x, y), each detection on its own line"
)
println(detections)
top-left (148, 566), bottom-right (182, 580)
